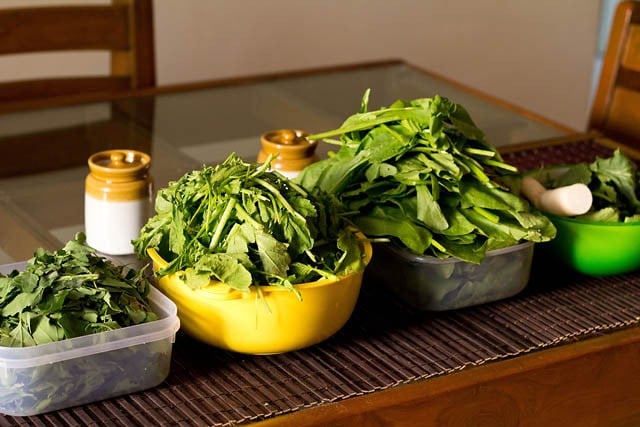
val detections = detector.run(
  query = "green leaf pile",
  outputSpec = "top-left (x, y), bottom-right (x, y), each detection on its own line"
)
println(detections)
top-left (0, 233), bottom-right (157, 348)
top-left (133, 154), bottom-right (365, 294)
top-left (528, 148), bottom-right (640, 223)
top-left (296, 90), bottom-right (556, 263)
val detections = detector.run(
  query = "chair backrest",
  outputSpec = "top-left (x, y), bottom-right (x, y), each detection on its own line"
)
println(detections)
top-left (589, 0), bottom-right (640, 147)
top-left (0, 0), bottom-right (155, 111)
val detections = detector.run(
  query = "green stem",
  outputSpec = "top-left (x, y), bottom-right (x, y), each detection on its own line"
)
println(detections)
top-left (464, 147), bottom-right (496, 157)
top-left (252, 156), bottom-right (273, 176)
top-left (209, 198), bottom-right (236, 250)
top-left (286, 179), bottom-right (309, 198)
top-left (253, 177), bottom-right (306, 223)
top-left (460, 157), bottom-right (490, 183)
top-left (234, 203), bottom-right (263, 230)
top-left (472, 206), bottom-right (500, 223)
top-left (482, 158), bottom-right (519, 173)
top-left (430, 238), bottom-right (447, 253)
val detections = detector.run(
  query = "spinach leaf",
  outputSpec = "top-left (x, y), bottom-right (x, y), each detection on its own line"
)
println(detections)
top-left (297, 91), bottom-right (555, 262)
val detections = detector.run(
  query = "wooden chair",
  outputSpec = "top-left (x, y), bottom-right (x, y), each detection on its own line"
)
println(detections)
top-left (0, 0), bottom-right (156, 111)
top-left (589, 0), bottom-right (640, 148)
top-left (0, 0), bottom-right (156, 177)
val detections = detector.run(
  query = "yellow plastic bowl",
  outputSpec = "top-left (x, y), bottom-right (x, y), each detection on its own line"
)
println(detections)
top-left (146, 236), bottom-right (372, 354)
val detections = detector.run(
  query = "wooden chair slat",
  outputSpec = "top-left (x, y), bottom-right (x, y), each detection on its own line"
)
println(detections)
top-left (621, 25), bottom-right (640, 71)
top-left (0, 6), bottom-right (130, 54)
top-left (0, 77), bottom-right (132, 103)
top-left (0, 1), bottom-right (156, 176)
top-left (601, 86), bottom-right (640, 143)
top-left (589, 1), bottom-right (640, 148)
top-left (0, 0), bottom-right (155, 108)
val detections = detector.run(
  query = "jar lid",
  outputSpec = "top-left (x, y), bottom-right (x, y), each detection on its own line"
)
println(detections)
top-left (259, 129), bottom-right (317, 160)
top-left (88, 149), bottom-right (151, 182)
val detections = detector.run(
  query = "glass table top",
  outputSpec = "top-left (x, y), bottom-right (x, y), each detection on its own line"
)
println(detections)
top-left (0, 61), bottom-right (569, 263)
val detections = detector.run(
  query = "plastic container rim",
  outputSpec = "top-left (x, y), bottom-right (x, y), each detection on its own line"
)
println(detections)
top-left (548, 213), bottom-right (640, 227)
top-left (381, 241), bottom-right (535, 265)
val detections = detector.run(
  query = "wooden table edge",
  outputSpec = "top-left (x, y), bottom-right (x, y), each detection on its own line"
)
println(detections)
top-left (253, 325), bottom-right (640, 426)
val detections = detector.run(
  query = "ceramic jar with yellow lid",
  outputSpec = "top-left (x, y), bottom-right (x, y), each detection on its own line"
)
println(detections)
top-left (85, 149), bottom-right (152, 255)
top-left (257, 129), bottom-right (319, 178)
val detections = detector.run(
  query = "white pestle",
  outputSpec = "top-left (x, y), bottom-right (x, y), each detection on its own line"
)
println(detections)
top-left (521, 176), bottom-right (593, 216)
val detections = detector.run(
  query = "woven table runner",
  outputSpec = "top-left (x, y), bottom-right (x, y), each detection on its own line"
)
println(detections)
top-left (3, 136), bottom-right (638, 427)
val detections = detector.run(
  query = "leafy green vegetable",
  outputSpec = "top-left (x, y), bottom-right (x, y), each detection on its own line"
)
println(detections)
top-left (296, 90), bottom-right (556, 263)
top-left (0, 233), bottom-right (157, 348)
top-left (528, 148), bottom-right (640, 222)
top-left (133, 154), bottom-right (365, 293)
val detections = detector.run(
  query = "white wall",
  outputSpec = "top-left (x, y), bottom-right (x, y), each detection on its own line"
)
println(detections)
top-left (0, 0), bottom-right (602, 131)
top-left (154, 0), bottom-right (601, 131)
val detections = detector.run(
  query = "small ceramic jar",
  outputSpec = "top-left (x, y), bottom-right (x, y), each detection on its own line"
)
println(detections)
top-left (85, 149), bottom-right (152, 255)
top-left (257, 129), bottom-right (319, 179)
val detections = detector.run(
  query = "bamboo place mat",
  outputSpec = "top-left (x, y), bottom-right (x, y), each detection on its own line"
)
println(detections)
top-left (4, 135), bottom-right (640, 427)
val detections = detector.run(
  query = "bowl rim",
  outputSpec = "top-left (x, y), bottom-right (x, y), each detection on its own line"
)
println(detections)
top-left (548, 213), bottom-right (640, 227)
top-left (146, 231), bottom-right (372, 297)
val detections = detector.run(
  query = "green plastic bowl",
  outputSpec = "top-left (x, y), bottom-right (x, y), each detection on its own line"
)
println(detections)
top-left (546, 214), bottom-right (640, 276)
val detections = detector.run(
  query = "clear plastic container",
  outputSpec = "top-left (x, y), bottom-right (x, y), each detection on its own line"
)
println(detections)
top-left (0, 262), bottom-right (180, 416)
top-left (367, 242), bottom-right (534, 311)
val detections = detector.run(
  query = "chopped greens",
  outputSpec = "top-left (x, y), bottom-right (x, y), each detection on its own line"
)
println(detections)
top-left (133, 154), bottom-right (365, 293)
top-left (527, 148), bottom-right (640, 222)
top-left (0, 233), bottom-right (157, 348)
top-left (296, 90), bottom-right (556, 263)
